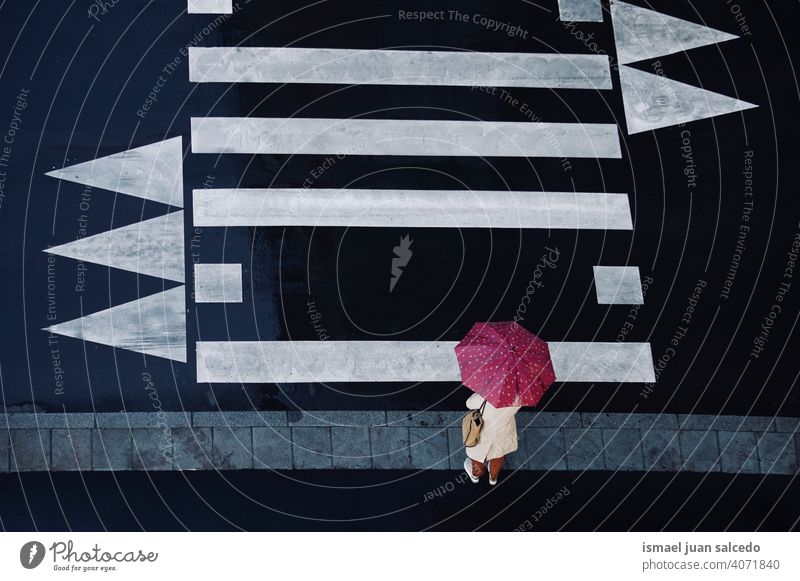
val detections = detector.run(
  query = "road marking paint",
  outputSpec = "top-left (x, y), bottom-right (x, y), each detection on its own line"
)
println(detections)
top-left (619, 65), bottom-right (757, 134)
top-left (45, 136), bottom-right (184, 208)
top-left (190, 117), bottom-right (622, 158)
top-left (196, 341), bottom-right (655, 383)
top-left (194, 263), bottom-right (243, 303)
top-left (612, 0), bottom-right (737, 65)
top-left (187, 0), bottom-right (232, 14)
top-left (558, 0), bottom-right (603, 23)
top-left (45, 211), bottom-right (185, 283)
top-left (45, 286), bottom-right (187, 363)
top-left (593, 266), bottom-right (644, 304)
top-left (193, 188), bottom-right (633, 230)
top-left (189, 47), bottom-right (612, 89)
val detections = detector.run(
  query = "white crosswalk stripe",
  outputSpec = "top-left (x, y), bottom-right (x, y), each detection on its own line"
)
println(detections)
top-left (184, 39), bottom-right (649, 383)
top-left (190, 117), bottom-right (622, 158)
top-left (195, 341), bottom-right (656, 383)
top-left (193, 188), bottom-right (633, 230)
top-left (189, 47), bottom-right (612, 89)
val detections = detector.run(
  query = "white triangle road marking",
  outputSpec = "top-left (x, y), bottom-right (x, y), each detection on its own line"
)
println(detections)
top-left (619, 65), bottom-right (757, 134)
top-left (612, 0), bottom-right (738, 65)
top-left (44, 286), bottom-right (187, 362)
top-left (45, 137), bottom-right (184, 208)
top-left (44, 211), bottom-right (185, 283)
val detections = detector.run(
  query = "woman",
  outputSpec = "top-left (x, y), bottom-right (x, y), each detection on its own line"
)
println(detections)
top-left (463, 392), bottom-right (521, 485)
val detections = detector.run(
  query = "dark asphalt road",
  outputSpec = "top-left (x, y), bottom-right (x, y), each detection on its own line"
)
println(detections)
top-left (2, 470), bottom-right (798, 531)
top-left (0, 0), bottom-right (798, 531)
top-left (0, 0), bottom-right (796, 416)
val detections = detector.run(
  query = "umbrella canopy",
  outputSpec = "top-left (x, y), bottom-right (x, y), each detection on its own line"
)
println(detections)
top-left (454, 321), bottom-right (556, 408)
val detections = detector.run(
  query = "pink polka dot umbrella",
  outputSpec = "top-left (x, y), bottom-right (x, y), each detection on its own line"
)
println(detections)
top-left (454, 321), bottom-right (556, 408)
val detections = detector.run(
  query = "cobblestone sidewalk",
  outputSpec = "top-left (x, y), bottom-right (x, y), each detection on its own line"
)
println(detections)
top-left (1, 411), bottom-right (797, 474)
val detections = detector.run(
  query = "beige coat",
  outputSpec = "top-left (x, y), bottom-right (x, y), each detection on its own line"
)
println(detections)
top-left (465, 393), bottom-right (521, 462)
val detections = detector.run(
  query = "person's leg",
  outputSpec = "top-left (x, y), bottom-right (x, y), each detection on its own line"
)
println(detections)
top-left (471, 459), bottom-right (487, 478)
top-left (488, 456), bottom-right (505, 481)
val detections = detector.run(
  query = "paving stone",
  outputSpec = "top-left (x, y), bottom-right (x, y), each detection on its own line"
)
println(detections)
top-left (7, 413), bottom-right (95, 429)
top-left (387, 411), bottom-right (462, 428)
top-left (640, 415), bottom-right (680, 430)
top-left (523, 427), bottom-right (567, 471)
top-left (212, 427), bottom-right (253, 470)
top-left (131, 428), bottom-right (173, 471)
top-left (370, 426), bottom-right (411, 469)
top-left (757, 432), bottom-right (797, 475)
top-left (92, 429), bottom-right (132, 471)
top-left (583, 413), bottom-right (677, 430)
top-left (679, 430), bottom-right (721, 472)
top-left (641, 430), bottom-right (682, 471)
top-left (293, 410), bottom-right (386, 427)
top-left (774, 417), bottom-right (800, 433)
top-left (96, 412), bottom-right (190, 428)
top-left (51, 429), bottom-right (92, 471)
top-left (602, 429), bottom-right (644, 471)
top-left (563, 428), bottom-right (605, 470)
top-left (0, 430), bottom-right (8, 472)
top-left (9, 429), bottom-right (50, 471)
top-left (173, 427), bottom-right (212, 470)
top-left (737, 416), bottom-right (776, 432)
top-left (796, 434), bottom-right (800, 473)
top-left (447, 428), bottom-right (465, 470)
top-left (677, 415), bottom-right (722, 430)
top-left (511, 412), bottom-right (535, 429)
top-left (718, 431), bottom-right (760, 474)
top-left (518, 412), bottom-right (581, 429)
top-left (192, 411), bottom-right (287, 427)
top-left (678, 414), bottom-right (774, 433)
top-left (504, 432), bottom-right (527, 470)
top-left (291, 427), bottom-right (332, 469)
top-left (409, 428), bottom-right (449, 469)
top-left (331, 427), bottom-right (371, 469)
top-left (252, 426), bottom-right (292, 469)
